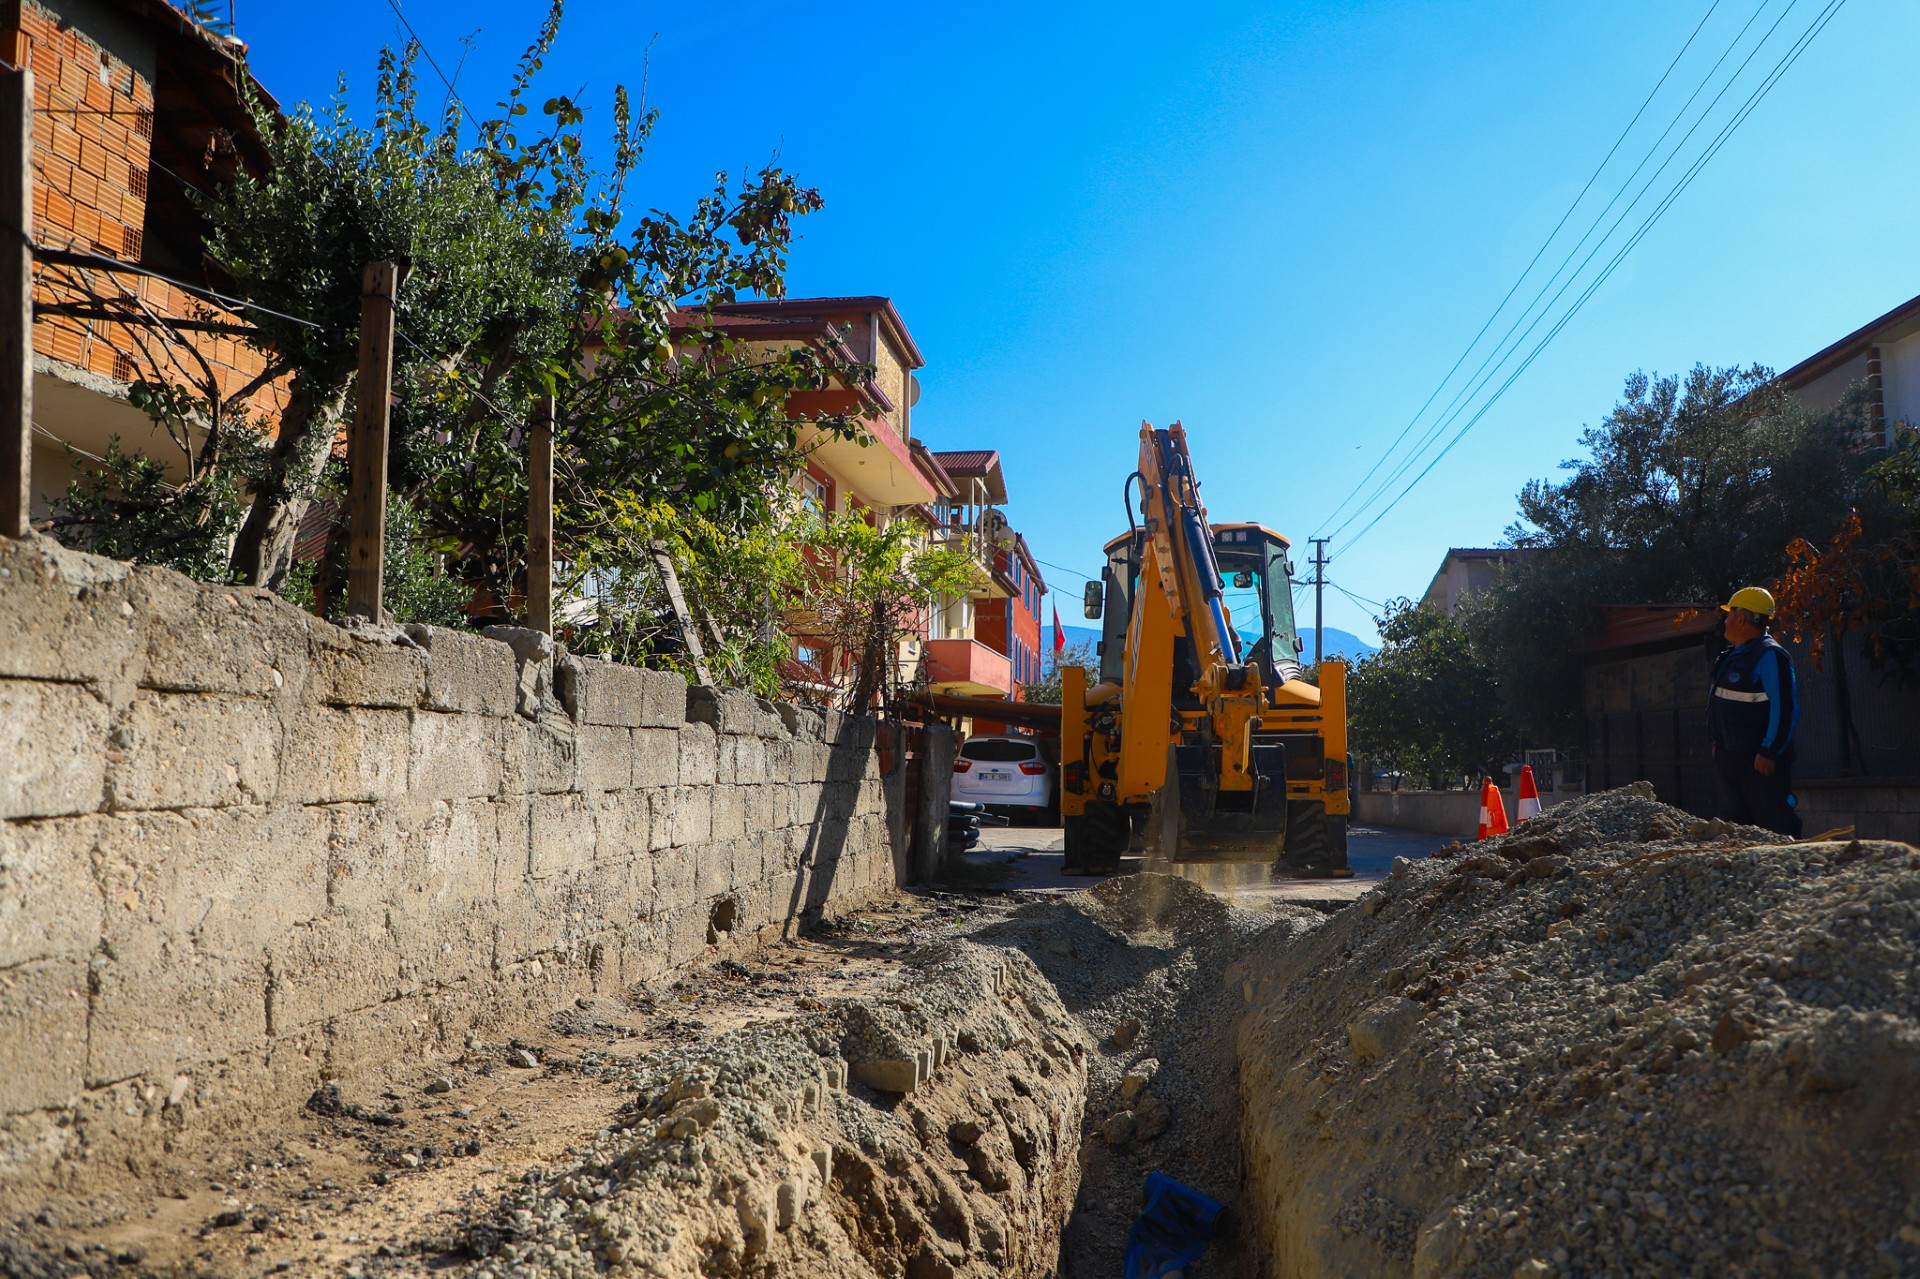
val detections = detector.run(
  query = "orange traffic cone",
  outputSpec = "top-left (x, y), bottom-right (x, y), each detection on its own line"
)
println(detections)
top-left (1516, 765), bottom-right (1542, 822)
top-left (1477, 776), bottom-right (1510, 840)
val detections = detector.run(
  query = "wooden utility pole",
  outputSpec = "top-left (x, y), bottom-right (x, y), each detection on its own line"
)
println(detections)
top-left (345, 261), bottom-right (400, 620)
top-left (526, 393), bottom-right (554, 635)
top-left (2, 67), bottom-right (32, 540)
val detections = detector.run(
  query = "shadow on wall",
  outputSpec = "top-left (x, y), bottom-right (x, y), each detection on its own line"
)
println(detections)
top-left (790, 714), bottom-right (878, 928)
top-left (0, 534), bottom-right (915, 1214)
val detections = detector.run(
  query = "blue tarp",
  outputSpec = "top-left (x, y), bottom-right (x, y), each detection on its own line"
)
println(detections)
top-left (1123, 1172), bottom-right (1226, 1279)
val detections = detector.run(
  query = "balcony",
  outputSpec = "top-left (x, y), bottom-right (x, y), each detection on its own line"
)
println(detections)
top-left (924, 638), bottom-right (1011, 698)
top-left (793, 411), bottom-right (934, 507)
top-left (927, 520), bottom-right (1012, 599)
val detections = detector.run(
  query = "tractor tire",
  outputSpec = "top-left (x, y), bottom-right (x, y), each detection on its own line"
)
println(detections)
top-left (1080, 799), bottom-right (1129, 874)
top-left (1062, 815), bottom-right (1086, 874)
top-left (1277, 800), bottom-right (1350, 878)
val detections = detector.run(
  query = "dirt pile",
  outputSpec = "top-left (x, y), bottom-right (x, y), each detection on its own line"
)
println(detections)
top-left (967, 874), bottom-right (1326, 1277)
top-left (1236, 784), bottom-right (1920, 1278)
top-left (466, 940), bottom-right (1088, 1279)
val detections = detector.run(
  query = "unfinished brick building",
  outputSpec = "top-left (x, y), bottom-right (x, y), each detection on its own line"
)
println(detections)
top-left (6, 0), bottom-right (286, 518)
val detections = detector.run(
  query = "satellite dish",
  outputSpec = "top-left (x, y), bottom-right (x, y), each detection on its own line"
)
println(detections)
top-left (908, 375), bottom-right (922, 408)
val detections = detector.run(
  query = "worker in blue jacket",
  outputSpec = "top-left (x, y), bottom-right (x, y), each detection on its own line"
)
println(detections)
top-left (1707, 587), bottom-right (1801, 836)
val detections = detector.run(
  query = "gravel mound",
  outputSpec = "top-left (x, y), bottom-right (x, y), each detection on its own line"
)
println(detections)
top-left (470, 940), bottom-right (1088, 1278)
top-left (1237, 784), bottom-right (1920, 1278)
top-left (968, 873), bottom-right (1326, 1277)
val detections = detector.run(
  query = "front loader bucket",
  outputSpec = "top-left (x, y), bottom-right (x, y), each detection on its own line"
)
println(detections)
top-left (1151, 747), bottom-right (1292, 865)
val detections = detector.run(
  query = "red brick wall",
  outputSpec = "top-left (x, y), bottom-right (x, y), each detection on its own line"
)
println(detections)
top-left (9, 1), bottom-right (287, 418)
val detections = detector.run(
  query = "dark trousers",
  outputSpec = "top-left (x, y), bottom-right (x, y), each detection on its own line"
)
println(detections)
top-left (1713, 746), bottom-right (1802, 837)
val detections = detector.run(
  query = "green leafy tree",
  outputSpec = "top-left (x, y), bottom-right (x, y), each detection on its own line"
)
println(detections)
top-left (1348, 600), bottom-right (1507, 787)
top-left (1463, 365), bottom-right (1880, 742)
top-left (1024, 640), bottom-right (1097, 704)
top-left (790, 516), bottom-right (980, 712)
top-left (160, 2), bottom-right (858, 614)
top-left (558, 491), bottom-right (810, 694)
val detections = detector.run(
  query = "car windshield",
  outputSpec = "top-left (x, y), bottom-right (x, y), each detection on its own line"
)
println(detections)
top-left (961, 741), bottom-right (1039, 762)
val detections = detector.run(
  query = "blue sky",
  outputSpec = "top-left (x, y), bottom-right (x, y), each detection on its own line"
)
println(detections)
top-left (238, 0), bottom-right (1920, 644)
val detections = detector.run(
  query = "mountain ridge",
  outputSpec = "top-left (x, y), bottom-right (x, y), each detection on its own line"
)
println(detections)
top-left (1043, 623), bottom-right (1378, 665)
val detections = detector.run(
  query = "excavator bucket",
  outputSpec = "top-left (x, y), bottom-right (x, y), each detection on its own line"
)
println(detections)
top-left (1148, 744), bottom-right (1350, 874)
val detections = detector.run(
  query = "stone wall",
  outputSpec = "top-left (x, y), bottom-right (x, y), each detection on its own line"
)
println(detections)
top-left (1355, 786), bottom-right (1578, 837)
top-left (1796, 779), bottom-right (1920, 842)
top-left (0, 537), bottom-right (906, 1203)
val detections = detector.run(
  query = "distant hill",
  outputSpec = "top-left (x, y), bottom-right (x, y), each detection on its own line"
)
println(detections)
top-left (1047, 623), bottom-right (1377, 665)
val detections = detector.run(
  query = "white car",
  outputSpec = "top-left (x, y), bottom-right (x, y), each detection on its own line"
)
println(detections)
top-left (952, 735), bottom-right (1054, 821)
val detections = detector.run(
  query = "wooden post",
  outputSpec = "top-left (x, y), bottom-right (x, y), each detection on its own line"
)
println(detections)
top-left (650, 540), bottom-right (714, 687)
top-left (345, 261), bottom-right (400, 620)
top-left (527, 393), bottom-right (554, 635)
top-left (1, 67), bottom-right (32, 540)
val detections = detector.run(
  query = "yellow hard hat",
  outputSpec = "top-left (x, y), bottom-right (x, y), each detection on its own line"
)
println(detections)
top-left (1720, 586), bottom-right (1775, 617)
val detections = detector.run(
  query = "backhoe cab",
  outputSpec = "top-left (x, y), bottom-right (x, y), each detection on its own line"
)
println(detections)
top-left (1059, 423), bottom-right (1350, 876)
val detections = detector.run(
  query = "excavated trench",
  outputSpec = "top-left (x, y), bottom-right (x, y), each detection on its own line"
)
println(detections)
top-left (471, 787), bottom-right (1920, 1279)
top-left (14, 787), bottom-right (1918, 1279)
top-left (465, 874), bottom-right (1288, 1279)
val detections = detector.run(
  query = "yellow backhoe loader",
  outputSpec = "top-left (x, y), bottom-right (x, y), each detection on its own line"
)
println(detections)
top-left (1057, 422), bottom-right (1350, 875)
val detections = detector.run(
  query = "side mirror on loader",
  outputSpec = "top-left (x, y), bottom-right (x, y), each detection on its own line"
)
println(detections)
top-left (1083, 580), bottom-right (1104, 620)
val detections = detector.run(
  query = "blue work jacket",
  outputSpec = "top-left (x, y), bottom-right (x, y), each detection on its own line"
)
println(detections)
top-left (1708, 635), bottom-right (1798, 760)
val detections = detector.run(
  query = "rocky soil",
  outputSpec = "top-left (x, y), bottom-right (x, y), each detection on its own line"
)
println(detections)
top-left (471, 940), bottom-right (1088, 1279)
top-left (963, 874), bottom-right (1323, 1278)
top-left (1237, 784), bottom-right (1920, 1278)
top-left (9, 786), bottom-right (1916, 1279)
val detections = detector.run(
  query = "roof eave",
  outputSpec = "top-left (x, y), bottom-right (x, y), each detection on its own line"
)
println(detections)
top-left (1779, 290), bottom-right (1920, 389)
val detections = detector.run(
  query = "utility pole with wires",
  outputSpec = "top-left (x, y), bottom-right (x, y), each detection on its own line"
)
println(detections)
top-left (1309, 536), bottom-right (1329, 665)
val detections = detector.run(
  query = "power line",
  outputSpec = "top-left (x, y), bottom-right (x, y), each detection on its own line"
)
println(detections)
top-left (1338, 0), bottom-right (1848, 555)
top-left (380, 0), bottom-right (484, 135)
top-left (1325, 0), bottom-right (1783, 544)
top-left (1331, 581), bottom-right (1386, 612)
top-left (32, 235), bottom-right (329, 331)
top-left (1312, 0), bottom-right (1727, 537)
top-left (1326, 0), bottom-right (1796, 545)
top-left (1331, 0), bottom-right (1846, 554)
top-left (1031, 555), bottom-right (1096, 584)
top-left (1324, 0), bottom-right (1787, 545)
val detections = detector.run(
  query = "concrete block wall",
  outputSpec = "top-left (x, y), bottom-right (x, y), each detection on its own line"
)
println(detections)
top-left (0, 537), bottom-right (906, 1203)
top-left (1354, 785), bottom-right (1581, 838)
top-left (1796, 781), bottom-right (1920, 843)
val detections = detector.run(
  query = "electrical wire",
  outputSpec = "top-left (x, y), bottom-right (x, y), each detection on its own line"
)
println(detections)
top-left (1338, 0), bottom-right (1848, 556)
top-left (1331, 582), bottom-right (1387, 612)
top-left (1312, 0), bottom-right (1727, 537)
top-left (1325, 0), bottom-right (1784, 544)
top-left (1323, 0), bottom-right (1786, 544)
top-left (32, 234), bottom-right (329, 331)
top-left (1324, 0), bottom-right (1800, 545)
top-left (380, 0), bottom-right (482, 134)
top-left (1330, 0), bottom-right (1847, 554)
top-left (1031, 555), bottom-right (1096, 584)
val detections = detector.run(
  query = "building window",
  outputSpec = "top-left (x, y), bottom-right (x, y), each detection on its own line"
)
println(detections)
top-left (797, 469), bottom-right (829, 510)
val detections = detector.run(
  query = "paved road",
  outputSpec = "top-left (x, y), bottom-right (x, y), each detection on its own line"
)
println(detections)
top-left (962, 820), bottom-right (1453, 908)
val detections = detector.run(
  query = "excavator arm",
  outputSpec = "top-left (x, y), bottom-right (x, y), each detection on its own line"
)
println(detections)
top-left (1059, 422), bottom-right (1350, 876)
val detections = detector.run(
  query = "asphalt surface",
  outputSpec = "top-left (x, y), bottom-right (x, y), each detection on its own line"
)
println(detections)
top-left (960, 820), bottom-right (1453, 908)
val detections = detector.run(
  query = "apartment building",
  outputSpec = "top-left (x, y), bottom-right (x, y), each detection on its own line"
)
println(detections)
top-left (922, 448), bottom-right (1047, 724)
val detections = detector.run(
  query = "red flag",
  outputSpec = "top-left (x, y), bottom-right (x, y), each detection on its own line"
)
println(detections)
top-left (1052, 604), bottom-right (1065, 655)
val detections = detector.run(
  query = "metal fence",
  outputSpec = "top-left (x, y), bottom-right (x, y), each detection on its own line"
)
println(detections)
top-left (1586, 632), bottom-right (1920, 817)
